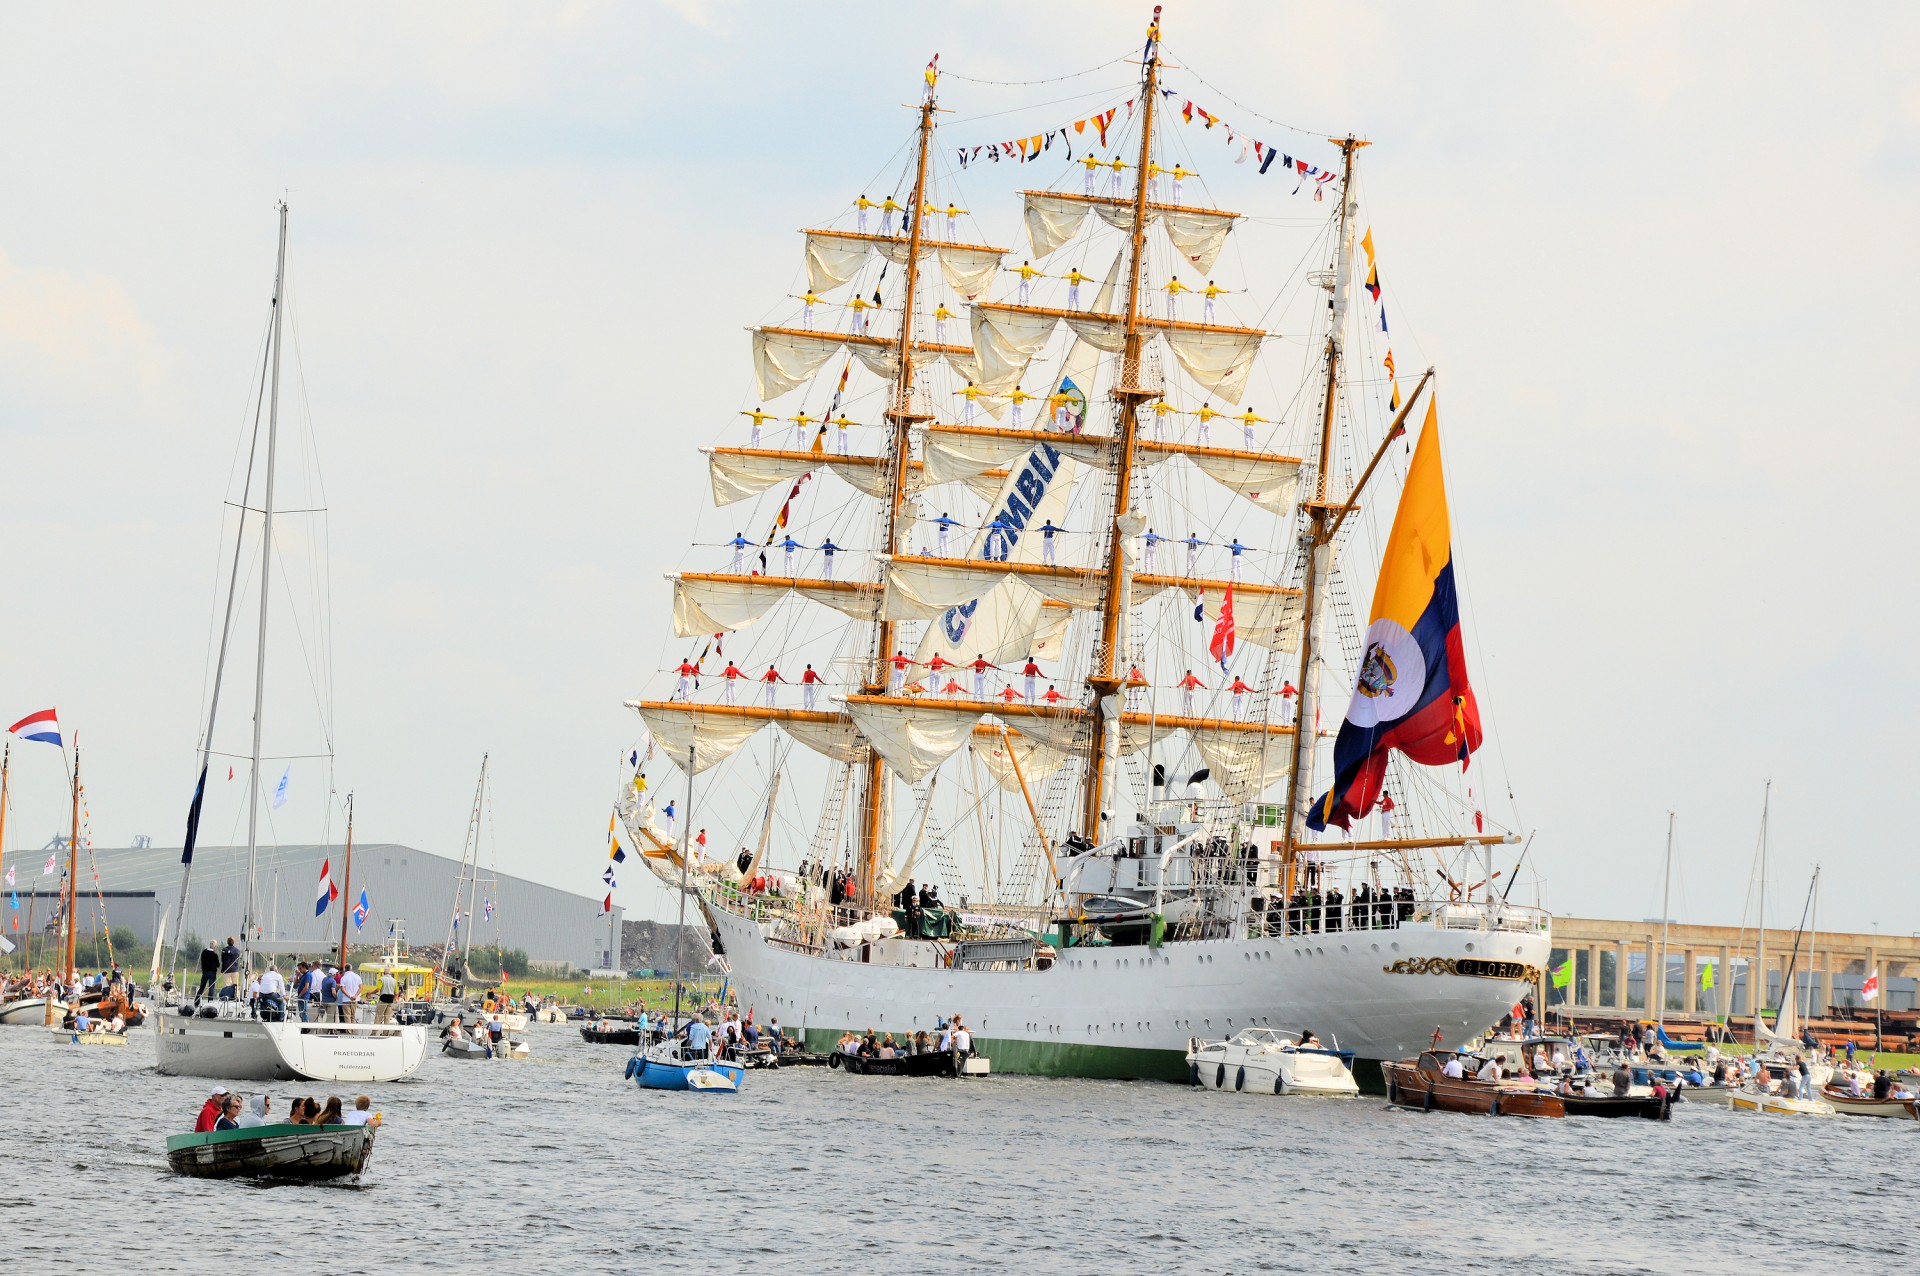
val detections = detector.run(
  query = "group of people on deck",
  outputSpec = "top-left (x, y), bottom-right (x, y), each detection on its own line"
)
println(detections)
top-left (191, 1085), bottom-right (381, 1132)
top-left (834, 1014), bottom-right (974, 1059)
top-left (1281, 878), bottom-right (1415, 935)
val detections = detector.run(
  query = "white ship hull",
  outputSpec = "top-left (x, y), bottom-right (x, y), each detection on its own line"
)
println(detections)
top-left (154, 1012), bottom-right (428, 1082)
top-left (710, 904), bottom-right (1549, 1080)
top-left (0, 998), bottom-right (65, 1026)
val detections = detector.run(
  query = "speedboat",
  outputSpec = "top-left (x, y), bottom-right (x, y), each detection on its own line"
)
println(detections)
top-left (1729, 1085), bottom-right (1836, 1116)
top-left (1382, 1051), bottom-right (1565, 1118)
top-left (1186, 1028), bottom-right (1359, 1096)
top-left (626, 1039), bottom-right (744, 1093)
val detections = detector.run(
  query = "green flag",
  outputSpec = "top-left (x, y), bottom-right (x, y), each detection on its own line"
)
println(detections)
top-left (1550, 960), bottom-right (1571, 989)
top-left (1700, 960), bottom-right (1715, 991)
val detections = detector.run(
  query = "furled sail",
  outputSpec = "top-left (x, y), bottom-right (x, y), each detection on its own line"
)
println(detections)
top-left (671, 573), bottom-right (882, 637)
top-left (1134, 574), bottom-right (1303, 652)
top-left (1020, 191), bottom-right (1241, 274)
top-left (801, 228), bottom-right (1010, 300)
top-left (883, 556), bottom-right (1104, 619)
top-left (925, 427), bottom-right (1300, 512)
top-left (967, 303), bottom-right (1266, 405)
top-left (1136, 440), bottom-right (1302, 510)
top-left (753, 326), bottom-right (976, 400)
top-left (627, 701), bottom-right (869, 772)
top-left (844, 697), bottom-right (983, 783)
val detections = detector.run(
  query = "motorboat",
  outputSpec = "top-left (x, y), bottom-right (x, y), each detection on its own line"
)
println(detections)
top-left (1683, 1084), bottom-right (1739, 1107)
top-left (580, 1022), bottom-right (642, 1045)
top-left (1729, 1085), bottom-right (1836, 1116)
top-left (157, 1003), bottom-right (428, 1082)
top-left (1557, 1089), bottom-right (1671, 1120)
top-left (827, 1048), bottom-right (967, 1077)
top-left (626, 1040), bottom-right (744, 1092)
top-left (166, 1122), bottom-right (375, 1182)
top-left (1186, 1028), bottom-right (1359, 1096)
top-left (1382, 1051), bottom-right (1565, 1118)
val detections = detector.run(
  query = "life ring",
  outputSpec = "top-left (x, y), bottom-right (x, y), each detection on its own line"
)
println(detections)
top-left (1234, 1066), bottom-right (1246, 1092)
top-left (1214, 1062), bottom-right (1227, 1089)
top-left (623, 1056), bottom-right (641, 1080)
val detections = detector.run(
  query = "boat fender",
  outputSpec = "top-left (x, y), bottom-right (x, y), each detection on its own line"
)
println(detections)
top-left (623, 1057), bottom-right (641, 1080)
top-left (1215, 1062), bottom-right (1226, 1090)
top-left (1234, 1066), bottom-right (1246, 1092)
top-left (1188, 1060), bottom-right (1200, 1087)
top-left (1488, 1092), bottom-right (1500, 1117)
top-left (1422, 1083), bottom-right (1433, 1112)
top-left (828, 1052), bottom-right (843, 1070)
top-left (1385, 1077), bottom-right (1396, 1104)
top-left (1274, 1073), bottom-right (1285, 1096)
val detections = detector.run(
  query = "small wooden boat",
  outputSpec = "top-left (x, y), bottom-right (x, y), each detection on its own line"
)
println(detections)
top-left (1820, 1084), bottom-right (1919, 1118)
top-left (56, 1027), bottom-right (128, 1048)
top-left (580, 1024), bottom-right (641, 1046)
top-left (1682, 1084), bottom-right (1739, 1107)
top-left (827, 1049), bottom-right (964, 1078)
top-left (166, 1122), bottom-right (375, 1182)
top-left (1382, 1051), bottom-right (1565, 1118)
top-left (1558, 1091), bottom-right (1671, 1120)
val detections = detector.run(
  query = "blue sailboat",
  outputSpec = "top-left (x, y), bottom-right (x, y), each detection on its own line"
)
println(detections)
top-left (623, 741), bottom-right (743, 1095)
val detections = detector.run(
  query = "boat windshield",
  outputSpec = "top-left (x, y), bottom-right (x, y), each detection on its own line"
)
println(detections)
top-left (1229, 1027), bottom-right (1297, 1048)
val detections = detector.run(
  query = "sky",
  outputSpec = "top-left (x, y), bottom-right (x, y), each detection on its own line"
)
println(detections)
top-left (0, 3), bottom-right (1915, 935)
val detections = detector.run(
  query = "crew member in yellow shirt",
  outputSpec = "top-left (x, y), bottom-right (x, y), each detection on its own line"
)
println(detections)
top-left (1234, 407), bottom-right (1272, 451)
top-left (1062, 266), bottom-right (1091, 310)
top-left (1160, 274), bottom-right (1189, 321)
top-left (1009, 260), bottom-right (1044, 305)
top-left (1201, 280), bottom-right (1230, 323)
top-left (855, 194), bottom-right (879, 233)
top-left (1003, 385), bottom-right (1037, 429)
top-left (789, 411), bottom-right (820, 451)
top-left (1169, 164), bottom-right (1197, 204)
top-left (955, 382), bottom-right (988, 424)
top-left (932, 303), bottom-right (955, 344)
top-left (740, 407), bottom-right (775, 448)
top-left (1193, 402), bottom-right (1222, 447)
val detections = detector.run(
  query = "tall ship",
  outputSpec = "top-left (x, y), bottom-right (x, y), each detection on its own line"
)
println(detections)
top-left (620, 10), bottom-right (1550, 1079)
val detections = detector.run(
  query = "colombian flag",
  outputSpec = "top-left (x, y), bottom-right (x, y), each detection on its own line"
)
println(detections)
top-left (1308, 399), bottom-right (1481, 830)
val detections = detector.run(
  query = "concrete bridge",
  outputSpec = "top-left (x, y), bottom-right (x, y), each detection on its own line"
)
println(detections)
top-left (1535, 916), bottom-right (1920, 1020)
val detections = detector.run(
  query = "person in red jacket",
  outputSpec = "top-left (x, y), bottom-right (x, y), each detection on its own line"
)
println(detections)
top-left (800, 663), bottom-right (824, 711)
top-left (997, 685), bottom-right (1025, 702)
top-left (1041, 684), bottom-right (1068, 705)
top-left (889, 650), bottom-right (913, 693)
top-left (194, 1086), bottom-right (230, 1133)
top-left (968, 654), bottom-right (999, 698)
top-left (924, 652), bottom-right (956, 675)
top-left (1176, 668), bottom-right (1205, 715)
top-left (760, 665), bottom-right (784, 707)
top-left (1278, 679), bottom-right (1298, 725)
top-left (1021, 655), bottom-right (1042, 702)
top-left (674, 660), bottom-right (701, 701)
top-left (1228, 675), bottom-right (1254, 718)
top-left (721, 661), bottom-right (745, 704)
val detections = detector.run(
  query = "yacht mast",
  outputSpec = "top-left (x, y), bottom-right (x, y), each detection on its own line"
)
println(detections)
top-left (1657, 810), bottom-right (1674, 1028)
top-left (1278, 138), bottom-right (1364, 883)
top-left (1754, 779), bottom-right (1770, 1036)
top-left (63, 747), bottom-right (80, 985)
top-left (243, 201), bottom-right (290, 956)
top-left (1080, 7), bottom-right (1163, 839)
top-left (463, 754), bottom-right (489, 978)
top-left (857, 56), bottom-right (941, 911)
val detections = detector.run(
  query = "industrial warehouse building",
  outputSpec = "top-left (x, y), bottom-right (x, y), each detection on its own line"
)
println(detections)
top-left (35, 842), bottom-right (623, 972)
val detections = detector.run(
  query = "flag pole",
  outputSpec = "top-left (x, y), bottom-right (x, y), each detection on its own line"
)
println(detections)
top-left (335, 793), bottom-right (354, 972)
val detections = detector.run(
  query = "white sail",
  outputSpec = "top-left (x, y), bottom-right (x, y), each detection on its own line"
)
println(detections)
top-left (671, 574), bottom-right (882, 637)
top-left (1021, 191), bottom-right (1240, 273)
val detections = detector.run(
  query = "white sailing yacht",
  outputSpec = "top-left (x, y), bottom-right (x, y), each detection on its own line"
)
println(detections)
top-left (154, 204), bottom-right (426, 1083)
top-left (620, 15), bottom-right (1550, 1079)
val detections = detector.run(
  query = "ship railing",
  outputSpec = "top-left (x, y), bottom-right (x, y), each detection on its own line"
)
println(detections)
top-left (155, 995), bottom-right (418, 1030)
top-left (1251, 892), bottom-right (1551, 939)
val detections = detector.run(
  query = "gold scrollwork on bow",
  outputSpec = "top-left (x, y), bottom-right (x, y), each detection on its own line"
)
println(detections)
top-left (1383, 957), bottom-right (1542, 983)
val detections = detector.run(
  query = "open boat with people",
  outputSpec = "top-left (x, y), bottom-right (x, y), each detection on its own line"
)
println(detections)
top-left (153, 203), bottom-right (426, 1084)
top-left (1382, 1050), bottom-right (1565, 1118)
top-left (1819, 1084), bottom-right (1918, 1118)
top-left (1186, 1027), bottom-right (1358, 1096)
top-left (167, 1122), bottom-right (376, 1183)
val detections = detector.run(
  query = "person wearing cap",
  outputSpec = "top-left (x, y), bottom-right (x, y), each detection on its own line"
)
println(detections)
top-left (194, 1086), bottom-right (230, 1133)
top-left (319, 966), bottom-right (340, 1022)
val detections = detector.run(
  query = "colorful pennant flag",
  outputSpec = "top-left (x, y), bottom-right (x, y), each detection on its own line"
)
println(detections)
top-left (1550, 960), bottom-right (1571, 990)
top-left (352, 889), bottom-right (369, 930)
top-left (1209, 583), bottom-right (1237, 668)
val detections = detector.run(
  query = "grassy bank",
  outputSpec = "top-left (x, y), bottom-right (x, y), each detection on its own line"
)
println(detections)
top-left (494, 976), bottom-right (726, 1012)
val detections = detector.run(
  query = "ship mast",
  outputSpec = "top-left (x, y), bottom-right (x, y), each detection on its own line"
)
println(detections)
top-left (1080, 7), bottom-right (1163, 839)
top-left (1278, 137), bottom-right (1364, 883)
top-left (856, 56), bottom-right (941, 911)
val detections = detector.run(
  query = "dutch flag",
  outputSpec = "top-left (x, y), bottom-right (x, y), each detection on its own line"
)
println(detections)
top-left (8, 709), bottom-right (61, 747)
top-left (315, 858), bottom-right (339, 917)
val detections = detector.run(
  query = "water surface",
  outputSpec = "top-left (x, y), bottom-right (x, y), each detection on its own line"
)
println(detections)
top-left (4, 1025), bottom-right (1909, 1273)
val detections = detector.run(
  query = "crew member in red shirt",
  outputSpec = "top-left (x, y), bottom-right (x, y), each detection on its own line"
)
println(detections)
top-left (800, 663), bottom-right (824, 710)
top-left (1228, 675), bottom-right (1254, 718)
top-left (1021, 655), bottom-right (1042, 701)
top-left (721, 661), bottom-right (745, 704)
top-left (674, 660), bottom-right (701, 702)
top-left (760, 665), bottom-right (785, 707)
top-left (969, 654), bottom-right (999, 698)
top-left (1176, 668), bottom-right (1205, 715)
